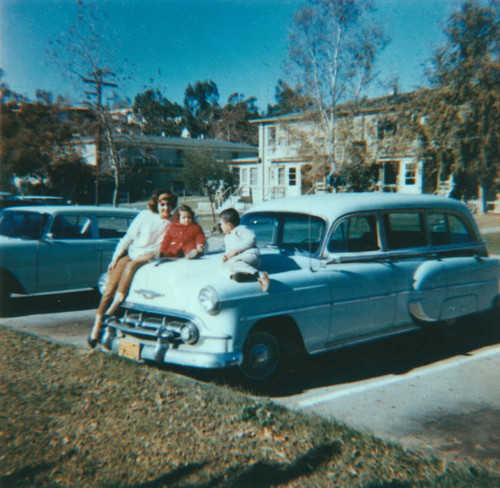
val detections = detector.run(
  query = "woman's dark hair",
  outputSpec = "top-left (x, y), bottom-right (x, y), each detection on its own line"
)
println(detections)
top-left (219, 207), bottom-right (240, 227)
top-left (173, 204), bottom-right (195, 221)
top-left (148, 190), bottom-right (177, 213)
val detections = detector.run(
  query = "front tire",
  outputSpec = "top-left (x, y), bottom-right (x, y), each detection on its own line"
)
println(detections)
top-left (240, 331), bottom-right (280, 381)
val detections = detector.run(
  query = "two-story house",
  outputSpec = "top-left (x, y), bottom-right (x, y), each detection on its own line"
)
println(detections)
top-left (227, 92), bottom-right (430, 206)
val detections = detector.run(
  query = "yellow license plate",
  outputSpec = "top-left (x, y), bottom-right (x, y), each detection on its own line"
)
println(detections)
top-left (118, 339), bottom-right (141, 361)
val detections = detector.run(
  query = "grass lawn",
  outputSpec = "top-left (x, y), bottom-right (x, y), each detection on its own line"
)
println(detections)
top-left (1, 327), bottom-right (498, 487)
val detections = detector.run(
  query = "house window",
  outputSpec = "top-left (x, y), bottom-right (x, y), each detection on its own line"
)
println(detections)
top-left (232, 167), bottom-right (240, 187)
top-left (278, 167), bottom-right (285, 186)
top-left (176, 149), bottom-right (183, 162)
top-left (278, 126), bottom-right (287, 146)
top-left (250, 167), bottom-right (258, 186)
top-left (405, 163), bottom-right (417, 185)
top-left (268, 127), bottom-right (276, 147)
top-left (289, 167), bottom-right (297, 186)
top-left (383, 161), bottom-right (399, 185)
top-left (241, 168), bottom-right (249, 184)
top-left (350, 140), bottom-right (367, 164)
top-left (377, 117), bottom-right (397, 140)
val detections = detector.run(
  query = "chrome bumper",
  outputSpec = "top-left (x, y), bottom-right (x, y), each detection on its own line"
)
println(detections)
top-left (101, 318), bottom-right (242, 370)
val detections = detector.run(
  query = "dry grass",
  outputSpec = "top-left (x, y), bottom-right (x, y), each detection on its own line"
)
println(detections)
top-left (1, 327), bottom-right (498, 487)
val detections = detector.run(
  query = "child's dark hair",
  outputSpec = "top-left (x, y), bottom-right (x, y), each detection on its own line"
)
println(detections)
top-left (219, 208), bottom-right (240, 227)
top-left (173, 204), bottom-right (195, 221)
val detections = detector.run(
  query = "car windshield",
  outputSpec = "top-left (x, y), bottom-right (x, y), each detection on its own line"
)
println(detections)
top-left (0, 211), bottom-right (49, 239)
top-left (241, 212), bottom-right (326, 254)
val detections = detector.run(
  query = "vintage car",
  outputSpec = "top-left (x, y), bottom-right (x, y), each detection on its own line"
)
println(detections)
top-left (0, 205), bottom-right (138, 314)
top-left (99, 193), bottom-right (500, 381)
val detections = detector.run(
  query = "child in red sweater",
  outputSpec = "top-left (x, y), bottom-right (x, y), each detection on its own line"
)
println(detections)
top-left (160, 204), bottom-right (206, 259)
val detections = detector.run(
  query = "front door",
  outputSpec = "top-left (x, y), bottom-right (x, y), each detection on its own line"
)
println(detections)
top-left (37, 214), bottom-right (100, 292)
top-left (324, 213), bottom-right (397, 345)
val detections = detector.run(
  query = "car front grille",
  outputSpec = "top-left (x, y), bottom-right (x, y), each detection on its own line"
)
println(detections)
top-left (105, 308), bottom-right (192, 344)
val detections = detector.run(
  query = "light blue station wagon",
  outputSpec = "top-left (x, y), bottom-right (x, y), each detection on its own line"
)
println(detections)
top-left (100, 193), bottom-right (500, 381)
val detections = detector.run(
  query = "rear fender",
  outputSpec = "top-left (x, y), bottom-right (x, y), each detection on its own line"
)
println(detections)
top-left (409, 256), bottom-right (500, 323)
top-left (409, 260), bottom-right (447, 322)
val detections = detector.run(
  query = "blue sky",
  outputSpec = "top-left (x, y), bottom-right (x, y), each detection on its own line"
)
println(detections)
top-left (0, 0), bottom-right (466, 110)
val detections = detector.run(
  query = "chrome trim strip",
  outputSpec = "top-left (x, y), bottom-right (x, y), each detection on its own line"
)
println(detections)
top-left (446, 279), bottom-right (498, 291)
top-left (243, 302), bottom-right (331, 321)
top-left (332, 292), bottom-right (397, 306)
top-left (325, 323), bottom-right (418, 350)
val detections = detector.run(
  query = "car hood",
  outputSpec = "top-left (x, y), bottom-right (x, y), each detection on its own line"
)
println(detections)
top-left (124, 249), bottom-right (314, 314)
top-left (126, 252), bottom-right (245, 313)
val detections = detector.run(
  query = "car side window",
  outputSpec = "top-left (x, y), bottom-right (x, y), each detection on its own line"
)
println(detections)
top-left (328, 215), bottom-right (379, 253)
top-left (384, 212), bottom-right (426, 249)
top-left (429, 212), bottom-right (473, 246)
top-left (51, 215), bottom-right (92, 239)
top-left (96, 216), bottom-right (133, 239)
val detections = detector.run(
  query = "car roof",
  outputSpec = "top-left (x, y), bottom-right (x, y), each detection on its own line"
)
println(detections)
top-left (245, 193), bottom-right (470, 222)
top-left (10, 195), bottom-right (64, 199)
top-left (1, 205), bottom-right (139, 215)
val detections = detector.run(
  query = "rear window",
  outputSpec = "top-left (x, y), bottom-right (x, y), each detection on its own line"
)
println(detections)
top-left (384, 212), bottom-right (427, 249)
top-left (429, 212), bottom-right (473, 246)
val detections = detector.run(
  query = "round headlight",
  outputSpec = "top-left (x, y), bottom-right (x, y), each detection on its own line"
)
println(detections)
top-left (198, 286), bottom-right (220, 315)
top-left (180, 323), bottom-right (199, 344)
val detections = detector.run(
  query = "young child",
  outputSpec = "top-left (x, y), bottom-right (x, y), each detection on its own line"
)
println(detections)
top-left (219, 207), bottom-right (269, 292)
top-left (160, 204), bottom-right (206, 259)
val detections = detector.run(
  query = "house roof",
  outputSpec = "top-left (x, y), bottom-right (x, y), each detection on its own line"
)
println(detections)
top-left (78, 134), bottom-right (257, 152)
top-left (250, 89), bottom-right (431, 124)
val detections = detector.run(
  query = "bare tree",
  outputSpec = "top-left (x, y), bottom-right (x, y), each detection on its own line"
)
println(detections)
top-left (285, 0), bottom-right (387, 185)
top-left (47, 0), bottom-right (123, 205)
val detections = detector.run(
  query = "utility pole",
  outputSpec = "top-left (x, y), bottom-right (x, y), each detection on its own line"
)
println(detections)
top-left (83, 69), bottom-right (117, 205)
